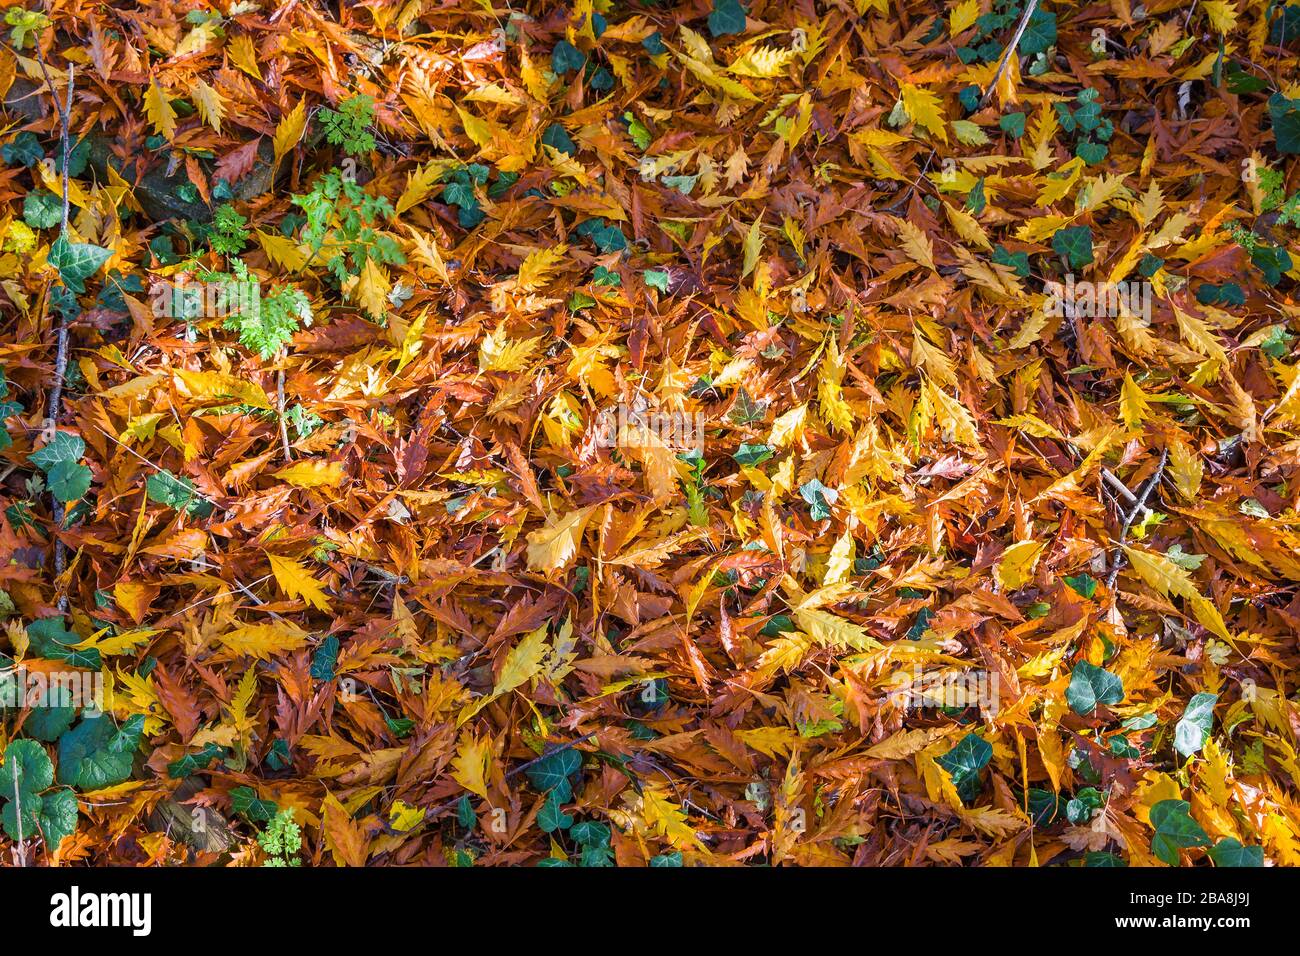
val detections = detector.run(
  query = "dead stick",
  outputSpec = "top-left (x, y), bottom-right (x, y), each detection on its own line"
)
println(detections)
top-left (1105, 448), bottom-right (1169, 593)
top-left (981, 0), bottom-right (1039, 106)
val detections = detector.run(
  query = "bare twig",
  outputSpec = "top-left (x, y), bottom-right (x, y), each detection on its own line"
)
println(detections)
top-left (1105, 447), bottom-right (1169, 594)
top-left (277, 365), bottom-right (292, 462)
top-left (981, 0), bottom-right (1040, 106)
top-left (1101, 468), bottom-right (1151, 518)
top-left (12, 761), bottom-right (27, 866)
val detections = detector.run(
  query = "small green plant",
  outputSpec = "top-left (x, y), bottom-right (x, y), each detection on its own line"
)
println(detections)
top-left (5, 6), bottom-right (50, 49)
top-left (197, 260), bottom-right (312, 360)
top-left (291, 168), bottom-right (404, 284)
top-left (1055, 88), bottom-right (1113, 164)
top-left (257, 807), bottom-right (302, 867)
top-left (208, 203), bottom-right (250, 255)
top-left (318, 95), bottom-right (376, 156)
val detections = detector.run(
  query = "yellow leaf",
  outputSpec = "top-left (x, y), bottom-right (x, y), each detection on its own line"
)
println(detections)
top-left (274, 460), bottom-right (345, 488)
top-left (899, 83), bottom-right (948, 143)
top-left (793, 607), bottom-right (878, 651)
top-left (397, 307), bottom-right (428, 373)
top-left (736, 726), bottom-right (798, 758)
top-left (925, 378), bottom-right (981, 450)
top-left (823, 531), bottom-right (854, 586)
top-left (143, 80), bottom-right (177, 140)
top-left (641, 784), bottom-right (704, 850)
top-left (191, 78), bottom-right (225, 133)
top-left (1120, 373), bottom-right (1151, 429)
top-left (354, 257), bottom-right (390, 319)
top-left (1168, 441), bottom-right (1203, 500)
top-left (1202, 0), bottom-right (1238, 33)
top-left (728, 46), bottom-right (797, 78)
top-left (996, 540), bottom-right (1045, 590)
top-left (227, 32), bottom-right (263, 81)
top-left (950, 0), bottom-right (979, 35)
top-left (272, 100), bottom-right (308, 168)
top-left (230, 664), bottom-right (258, 737)
top-left (894, 216), bottom-right (937, 272)
top-left (256, 229), bottom-right (308, 272)
top-left (496, 625), bottom-right (551, 697)
top-left (818, 338), bottom-right (854, 434)
top-left (1122, 545), bottom-right (1232, 641)
top-left (479, 324), bottom-right (542, 372)
top-left (173, 368), bottom-right (270, 408)
top-left (526, 506), bottom-right (595, 573)
top-left (268, 554), bottom-right (332, 611)
top-left (395, 161), bottom-right (449, 216)
top-left (516, 244), bottom-right (567, 293)
top-left (943, 201), bottom-right (992, 251)
top-left (388, 800), bottom-right (426, 833)
top-left (455, 104), bottom-right (494, 148)
top-left (452, 734), bottom-right (493, 798)
top-left (742, 217), bottom-right (763, 279)
top-left (219, 622), bottom-right (310, 660)
top-left (404, 226), bottom-right (451, 285)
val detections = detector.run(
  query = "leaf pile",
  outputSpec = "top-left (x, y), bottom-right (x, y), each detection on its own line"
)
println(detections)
top-left (0, 0), bottom-right (1298, 867)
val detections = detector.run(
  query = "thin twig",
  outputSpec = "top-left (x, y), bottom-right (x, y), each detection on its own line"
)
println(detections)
top-left (12, 761), bottom-right (27, 866)
top-left (277, 365), bottom-right (292, 462)
top-left (1105, 448), bottom-right (1169, 594)
top-left (981, 0), bottom-right (1040, 105)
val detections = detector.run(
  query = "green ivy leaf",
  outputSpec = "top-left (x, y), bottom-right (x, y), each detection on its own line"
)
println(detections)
top-left (167, 743), bottom-right (224, 779)
top-left (999, 111), bottom-right (1026, 138)
top-left (733, 442), bottom-right (773, 467)
top-left (936, 732), bottom-right (992, 803)
top-left (1063, 572), bottom-right (1098, 599)
top-left (1066, 661), bottom-right (1124, 715)
top-left (2, 131), bottom-right (44, 168)
top-left (644, 268), bottom-right (670, 293)
top-left (708, 0), bottom-right (747, 37)
top-left (25, 704), bottom-right (76, 742)
top-left (1267, 93), bottom-right (1300, 154)
top-left (47, 458), bottom-right (92, 503)
top-left (231, 785), bottom-right (279, 822)
top-left (1019, 10), bottom-right (1057, 55)
top-left (551, 40), bottom-right (587, 75)
top-left (146, 470), bottom-right (214, 518)
top-left (799, 478), bottom-right (836, 520)
top-left (1207, 837), bottom-right (1263, 867)
top-left (1149, 799), bottom-right (1210, 865)
top-left (29, 431), bottom-right (85, 473)
top-left (1174, 692), bottom-right (1218, 758)
top-left (537, 788), bottom-right (573, 832)
top-left (1052, 225), bottom-right (1094, 270)
top-left (48, 237), bottom-right (112, 295)
top-left (1, 796), bottom-right (37, 840)
top-left (524, 746), bottom-right (582, 802)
